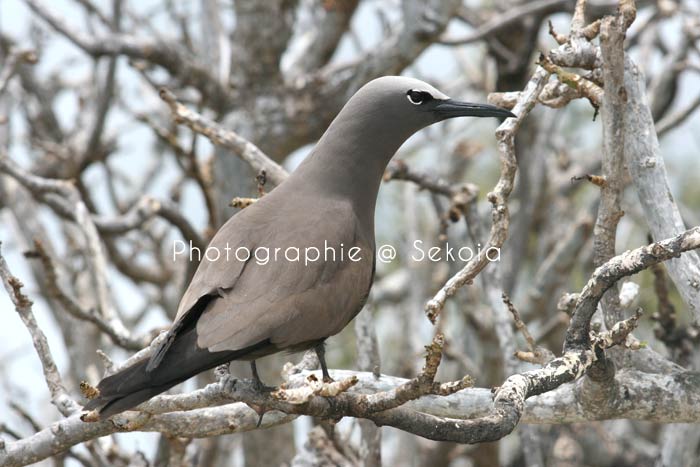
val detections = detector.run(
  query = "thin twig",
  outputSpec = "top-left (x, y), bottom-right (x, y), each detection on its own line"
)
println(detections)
top-left (24, 240), bottom-right (149, 350)
top-left (0, 242), bottom-right (81, 416)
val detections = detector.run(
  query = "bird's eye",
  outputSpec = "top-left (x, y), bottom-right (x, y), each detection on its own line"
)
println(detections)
top-left (406, 90), bottom-right (431, 105)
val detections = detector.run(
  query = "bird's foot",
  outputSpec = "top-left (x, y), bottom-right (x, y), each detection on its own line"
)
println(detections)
top-left (321, 367), bottom-right (334, 384)
top-left (249, 360), bottom-right (276, 393)
top-left (250, 378), bottom-right (276, 393)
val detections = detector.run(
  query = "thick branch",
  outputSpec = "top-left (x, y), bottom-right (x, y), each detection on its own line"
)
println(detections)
top-left (595, 13), bottom-right (628, 327)
top-left (5, 363), bottom-right (700, 467)
top-left (621, 56), bottom-right (700, 316)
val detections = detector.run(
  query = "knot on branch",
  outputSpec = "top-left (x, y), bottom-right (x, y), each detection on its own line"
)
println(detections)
top-left (399, 333), bottom-right (472, 399)
top-left (503, 293), bottom-right (555, 365)
top-left (419, 333), bottom-right (445, 383)
top-left (229, 170), bottom-right (269, 208)
top-left (7, 276), bottom-right (32, 309)
top-left (79, 381), bottom-right (100, 400)
top-left (618, 0), bottom-right (637, 30)
top-left (571, 174), bottom-right (607, 188)
top-left (557, 293), bottom-right (579, 315)
top-left (537, 53), bottom-right (602, 111)
top-left (273, 374), bottom-right (358, 404)
top-left (593, 308), bottom-right (644, 351)
top-left (282, 350), bottom-right (321, 379)
top-left (425, 301), bottom-right (440, 325)
top-left (229, 197), bottom-right (257, 209)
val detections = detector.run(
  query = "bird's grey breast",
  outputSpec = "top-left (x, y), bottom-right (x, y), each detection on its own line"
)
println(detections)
top-left (178, 191), bottom-right (375, 353)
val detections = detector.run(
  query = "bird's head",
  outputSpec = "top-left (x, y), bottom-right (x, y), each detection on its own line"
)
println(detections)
top-left (342, 76), bottom-right (515, 140)
top-left (300, 76), bottom-right (517, 202)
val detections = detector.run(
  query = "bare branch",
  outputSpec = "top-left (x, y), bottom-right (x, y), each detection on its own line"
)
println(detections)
top-left (656, 91), bottom-right (700, 137)
top-left (0, 243), bottom-right (80, 416)
top-left (426, 66), bottom-right (550, 321)
top-left (23, 0), bottom-right (230, 107)
top-left (538, 53), bottom-right (603, 110)
top-left (287, 0), bottom-right (359, 75)
top-left (566, 226), bottom-right (700, 349)
top-left (595, 12), bottom-right (628, 328)
top-left (442, 0), bottom-right (571, 45)
top-left (24, 240), bottom-right (150, 350)
top-left (159, 88), bottom-right (289, 187)
top-left (0, 47), bottom-right (37, 97)
top-left (502, 293), bottom-right (554, 365)
top-left (621, 58), bottom-right (700, 315)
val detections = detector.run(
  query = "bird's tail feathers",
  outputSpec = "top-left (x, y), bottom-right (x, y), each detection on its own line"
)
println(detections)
top-left (83, 358), bottom-right (186, 419)
top-left (82, 328), bottom-right (271, 419)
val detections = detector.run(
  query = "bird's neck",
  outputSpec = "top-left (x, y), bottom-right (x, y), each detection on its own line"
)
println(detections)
top-left (289, 120), bottom-right (405, 232)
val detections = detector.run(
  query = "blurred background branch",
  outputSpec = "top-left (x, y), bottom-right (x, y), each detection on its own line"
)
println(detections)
top-left (1, 0), bottom-right (700, 466)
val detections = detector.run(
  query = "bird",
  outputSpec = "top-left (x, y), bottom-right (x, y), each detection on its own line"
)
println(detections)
top-left (83, 76), bottom-right (515, 419)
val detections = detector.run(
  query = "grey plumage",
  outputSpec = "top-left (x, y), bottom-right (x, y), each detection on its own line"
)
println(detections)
top-left (84, 76), bottom-right (514, 419)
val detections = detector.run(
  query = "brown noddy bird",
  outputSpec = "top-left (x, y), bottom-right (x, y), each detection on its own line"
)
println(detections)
top-left (84, 76), bottom-right (515, 419)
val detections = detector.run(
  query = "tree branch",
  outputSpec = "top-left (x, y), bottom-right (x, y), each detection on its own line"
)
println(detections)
top-left (159, 88), bottom-right (289, 187)
top-left (425, 66), bottom-right (550, 321)
top-left (566, 226), bottom-right (700, 349)
top-left (0, 243), bottom-right (81, 417)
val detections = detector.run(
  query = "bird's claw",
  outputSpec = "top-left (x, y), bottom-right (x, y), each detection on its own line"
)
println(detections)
top-left (251, 378), bottom-right (276, 393)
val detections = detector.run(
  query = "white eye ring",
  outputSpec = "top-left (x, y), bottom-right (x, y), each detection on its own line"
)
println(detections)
top-left (406, 90), bottom-right (425, 105)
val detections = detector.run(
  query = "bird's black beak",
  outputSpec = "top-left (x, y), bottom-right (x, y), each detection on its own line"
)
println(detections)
top-left (434, 99), bottom-right (516, 121)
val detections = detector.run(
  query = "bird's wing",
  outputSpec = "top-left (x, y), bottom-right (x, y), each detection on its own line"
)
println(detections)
top-left (147, 203), bottom-right (269, 371)
top-left (166, 193), bottom-right (374, 357)
top-left (173, 205), bottom-right (260, 322)
top-left (191, 198), bottom-right (375, 353)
